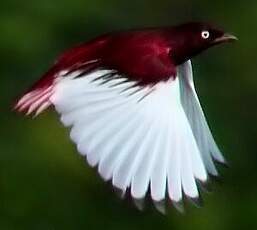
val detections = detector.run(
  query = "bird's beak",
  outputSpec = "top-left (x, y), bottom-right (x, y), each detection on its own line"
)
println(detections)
top-left (213, 33), bottom-right (238, 44)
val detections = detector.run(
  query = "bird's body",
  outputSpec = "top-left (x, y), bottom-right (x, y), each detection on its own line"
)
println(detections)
top-left (15, 22), bottom-right (236, 212)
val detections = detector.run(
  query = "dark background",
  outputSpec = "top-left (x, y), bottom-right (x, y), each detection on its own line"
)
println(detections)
top-left (1, 0), bottom-right (257, 229)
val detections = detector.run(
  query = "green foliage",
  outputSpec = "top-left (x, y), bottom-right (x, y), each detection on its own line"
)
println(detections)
top-left (1, 0), bottom-right (257, 229)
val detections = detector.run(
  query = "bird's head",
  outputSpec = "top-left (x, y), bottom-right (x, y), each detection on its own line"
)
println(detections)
top-left (169, 22), bottom-right (237, 65)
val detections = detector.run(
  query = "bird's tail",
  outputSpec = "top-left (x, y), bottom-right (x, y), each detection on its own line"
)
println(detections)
top-left (14, 67), bottom-right (58, 116)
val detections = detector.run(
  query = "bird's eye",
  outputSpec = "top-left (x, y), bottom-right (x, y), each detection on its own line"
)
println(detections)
top-left (201, 31), bottom-right (210, 39)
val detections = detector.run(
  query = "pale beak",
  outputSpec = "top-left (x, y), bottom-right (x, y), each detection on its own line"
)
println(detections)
top-left (213, 33), bottom-right (238, 44)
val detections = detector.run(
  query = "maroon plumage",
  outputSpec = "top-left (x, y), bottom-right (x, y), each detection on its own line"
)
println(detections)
top-left (23, 22), bottom-right (233, 91)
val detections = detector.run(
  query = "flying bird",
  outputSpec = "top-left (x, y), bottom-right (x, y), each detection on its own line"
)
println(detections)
top-left (15, 22), bottom-right (237, 212)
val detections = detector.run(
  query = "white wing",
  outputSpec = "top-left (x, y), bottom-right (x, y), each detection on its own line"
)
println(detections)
top-left (178, 60), bottom-right (226, 177)
top-left (50, 64), bottom-right (223, 210)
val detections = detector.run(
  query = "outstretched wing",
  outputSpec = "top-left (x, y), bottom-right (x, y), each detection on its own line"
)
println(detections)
top-left (49, 65), bottom-right (213, 211)
top-left (15, 54), bottom-right (225, 212)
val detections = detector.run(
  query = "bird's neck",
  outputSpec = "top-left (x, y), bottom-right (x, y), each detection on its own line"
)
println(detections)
top-left (170, 40), bottom-right (200, 66)
top-left (165, 29), bottom-right (203, 66)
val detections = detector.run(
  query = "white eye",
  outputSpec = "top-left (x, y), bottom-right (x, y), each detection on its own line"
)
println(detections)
top-left (201, 30), bottom-right (210, 39)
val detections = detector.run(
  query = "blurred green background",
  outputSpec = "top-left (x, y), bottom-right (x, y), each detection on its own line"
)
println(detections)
top-left (1, 0), bottom-right (257, 229)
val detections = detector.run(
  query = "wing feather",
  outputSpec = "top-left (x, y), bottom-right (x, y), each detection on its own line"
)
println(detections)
top-left (178, 60), bottom-right (226, 176)
top-left (50, 64), bottom-right (224, 211)
top-left (130, 114), bottom-right (161, 199)
top-left (150, 121), bottom-right (169, 202)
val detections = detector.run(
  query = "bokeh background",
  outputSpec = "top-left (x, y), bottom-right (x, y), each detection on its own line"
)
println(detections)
top-left (1, 0), bottom-right (257, 229)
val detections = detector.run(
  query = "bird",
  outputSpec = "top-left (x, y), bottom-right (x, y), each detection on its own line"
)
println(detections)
top-left (14, 22), bottom-right (237, 213)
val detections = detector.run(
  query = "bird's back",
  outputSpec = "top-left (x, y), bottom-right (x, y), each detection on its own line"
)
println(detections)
top-left (27, 28), bottom-right (175, 94)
